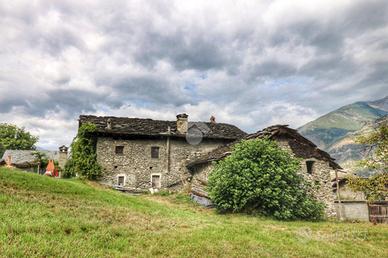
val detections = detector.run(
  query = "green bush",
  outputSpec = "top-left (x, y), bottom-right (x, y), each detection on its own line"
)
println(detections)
top-left (63, 159), bottom-right (76, 178)
top-left (208, 139), bottom-right (324, 220)
top-left (64, 123), bottom-right (101, 180)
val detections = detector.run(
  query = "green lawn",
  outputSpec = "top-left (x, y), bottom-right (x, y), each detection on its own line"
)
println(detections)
top-left (0, 168), bottom-right (387, 257)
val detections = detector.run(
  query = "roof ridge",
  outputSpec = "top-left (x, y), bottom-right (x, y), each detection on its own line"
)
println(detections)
top-left (80, 114), bottom-right (240, 127)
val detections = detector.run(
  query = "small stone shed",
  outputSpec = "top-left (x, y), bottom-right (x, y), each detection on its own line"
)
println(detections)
top-left (187, 125), bottom-right (342, 217)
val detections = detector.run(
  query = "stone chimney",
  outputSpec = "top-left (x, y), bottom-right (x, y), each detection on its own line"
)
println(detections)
top-left (176, 113), bottom-right (188, 134)
top-left (210, 115), bottom-right (216, 124)
top-left (58, 145), bottom-right (68, 170)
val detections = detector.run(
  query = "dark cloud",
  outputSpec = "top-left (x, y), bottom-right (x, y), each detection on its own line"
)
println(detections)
top-left (0, 0), bottom-right (387, 149)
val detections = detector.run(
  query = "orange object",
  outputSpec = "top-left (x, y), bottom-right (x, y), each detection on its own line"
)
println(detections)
top-left (45, 160), bottom-right (55, 176)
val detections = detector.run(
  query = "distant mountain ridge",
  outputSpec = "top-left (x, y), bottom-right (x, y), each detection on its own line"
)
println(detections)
top-left (298, 96), bottom-right (388, 171)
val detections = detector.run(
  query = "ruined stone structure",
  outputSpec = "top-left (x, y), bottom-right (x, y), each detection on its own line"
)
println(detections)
top-left (58, 145), bottom-right (68, 170)
top-left (79, 114), bottom-right (246, 191)
top-left (187, 125), bottom-right (342, 217)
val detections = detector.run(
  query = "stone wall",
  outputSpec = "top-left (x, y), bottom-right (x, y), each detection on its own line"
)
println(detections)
top-left (276, 139), bottom-right (336, 217)
top-left (96, 136), bottom-right (227, 190)
top-left (190, 163), bottom-right (214, 198)
top-left (335, 201), bottom-right (369, 221)
top-left (190, 139), bottom-right (337, 217)
top-left (337, 184), bottom-right (365, 201)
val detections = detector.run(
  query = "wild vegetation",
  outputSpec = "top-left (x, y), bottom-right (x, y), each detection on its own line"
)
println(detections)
top-left (208, 139), bottom-right (324, 220)
top-left (348, 121), bottom-right (388, 201)
top-left (0, 124), bottom-right (38, 157)
top-left (64, 123), bottom-right (101, 179)
top-left (0, 168), bottom-right (387, 257)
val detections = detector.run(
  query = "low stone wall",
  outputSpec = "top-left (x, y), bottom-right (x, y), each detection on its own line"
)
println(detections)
top-left (335, 201), bottom-right (369, 222)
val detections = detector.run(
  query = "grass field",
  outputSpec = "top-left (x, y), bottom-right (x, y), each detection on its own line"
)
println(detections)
top-left (0, 168), bottom-right (387, 257)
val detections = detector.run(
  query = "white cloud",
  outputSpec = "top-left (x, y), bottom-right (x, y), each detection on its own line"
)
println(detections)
top-left (0, 0), bottom-right (387, 149)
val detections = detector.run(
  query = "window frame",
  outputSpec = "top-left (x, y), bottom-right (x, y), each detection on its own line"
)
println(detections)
top-left (306, 160), bottom-right (315, 175)
top-left (115, 145), bottom-right (124, 155)
top-left (117, 174), bottom-right (126, 186)
top-left (151, 173), bottom-right (161, 188)
top-left (151, 146), bottom-right (160, 159)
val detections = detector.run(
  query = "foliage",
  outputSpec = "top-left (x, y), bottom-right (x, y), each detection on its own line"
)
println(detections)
top-left (65, 123), bottom-right (101, 180)
top-left (356, 120), bottom-right (388, 172)
top-left (208, 138), bottom-right (325, 220)
top-left (63, 158), bottom-right (76, 178)
top-left (347, 173), bottom-right (388, 201)
top-left (1, 167), bottom-right (387, 258)
top-left (32, 151), bottom-right (49, 173)
top-left (0, 124), bottom-right (38, 157)
top-left (348, 121), bottom-right (388, 201)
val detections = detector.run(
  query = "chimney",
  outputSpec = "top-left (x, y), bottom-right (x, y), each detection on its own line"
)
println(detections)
top-left (176, 113), bottom-right (188, 134)
top-left (210, 115), bottom-right (216, 124)
top-left (58, 145), bottom-right (68, 171)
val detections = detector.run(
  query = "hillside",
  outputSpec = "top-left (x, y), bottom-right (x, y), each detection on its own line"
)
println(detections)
top-left (298, 96), bottom-right (388, 170)
top-left (0, 168), bottom-right (387, 257)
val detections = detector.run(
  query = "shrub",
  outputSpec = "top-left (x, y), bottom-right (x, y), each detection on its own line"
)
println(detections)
top-left (64, 123), bottom-right (101, 180)
top-left (63, 159), bottom-right (76, 178)
top-left (208, 138), bottom-right (324, 220)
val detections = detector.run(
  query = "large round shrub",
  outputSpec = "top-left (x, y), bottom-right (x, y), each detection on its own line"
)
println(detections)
top-left (208, 139), bottom-right (324, 220)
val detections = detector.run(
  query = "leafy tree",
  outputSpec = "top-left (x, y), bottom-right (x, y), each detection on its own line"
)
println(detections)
top-left (208, 139), bottom-right (324, 220)
top-left (347, 173), bottom-right (387, 201)
top-left (64, 123), bottom-right (101, 180)
top-left (0, 124), bottom-right (38, 157)
top-left (32, 151), bottom-right (49, 174)
top-left (357, 120), bottom-right (387, 172)
top-left (348, 120), bottom-right (388, 201)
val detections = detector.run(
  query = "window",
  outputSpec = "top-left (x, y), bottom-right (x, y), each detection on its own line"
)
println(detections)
top-left (306, 160), bottom-right (315, 175)
top-left (151, 174), bottom-right (161, 188)
top-left (117, 175), bottom-right (125, 186)
top-left (115, 146), bottom-right (124, 155)
top-left (151, 146), bottom-right (160, 158)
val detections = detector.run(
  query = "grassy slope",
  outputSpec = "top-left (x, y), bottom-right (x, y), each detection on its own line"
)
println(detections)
top-left (0, 168), bottom-right (387, 258)
top-left (300, 102), bottom-right (387, 132)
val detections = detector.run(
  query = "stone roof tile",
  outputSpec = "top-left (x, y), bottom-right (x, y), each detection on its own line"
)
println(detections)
top-left (79, 115), bottom-right (247, 140)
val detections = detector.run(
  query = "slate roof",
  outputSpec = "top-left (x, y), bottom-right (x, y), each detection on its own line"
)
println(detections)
top-left (0, 150), bottom-right (59, 168)
top-left (187, 125), bottom-right (341, 169)
top-left (79, 115), bottom-right (247, 140)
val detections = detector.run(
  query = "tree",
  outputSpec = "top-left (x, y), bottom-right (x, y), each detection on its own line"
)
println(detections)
top-left (32, 151), bottom-right (49, 174)
top-left (347, 120), bottom-right (388, 201)
top-left (64, 123), bottom-right (101, 180)
top-left (357, 119), bottom-right (387, 173)
top-left (0, 124), bottom-right (38, 157)
top-left (208, 138), bottom-right (324, 221)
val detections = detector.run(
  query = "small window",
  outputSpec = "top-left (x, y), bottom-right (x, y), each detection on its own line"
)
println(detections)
top-left (117, 175), bottom-right (125, 186)
top-left (151, 146), bottom-right (160, 159)
top-left (306, 160), bottom-right (315, 175)
top-left (151, 174), bottom-right (161, 188)
top-left (115, 146), bottom-right (124, 155)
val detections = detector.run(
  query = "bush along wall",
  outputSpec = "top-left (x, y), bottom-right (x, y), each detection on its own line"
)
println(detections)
top-left (208, 138), bottom-right (325, 221)
top-left (64, 123), bottom-right (101, 180)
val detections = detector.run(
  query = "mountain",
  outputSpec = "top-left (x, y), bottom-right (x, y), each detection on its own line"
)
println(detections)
top-left (298, 96), bottom-right (388, 171)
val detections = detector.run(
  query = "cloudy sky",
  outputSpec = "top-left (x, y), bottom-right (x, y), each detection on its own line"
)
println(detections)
top-left (1, 0), bottom-right (388, 150)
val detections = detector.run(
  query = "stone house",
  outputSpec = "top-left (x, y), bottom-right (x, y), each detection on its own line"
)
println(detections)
top-left (79, 114), bottom-right (246, 191)
top-left (187, 125), bottom-right (342, 216)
